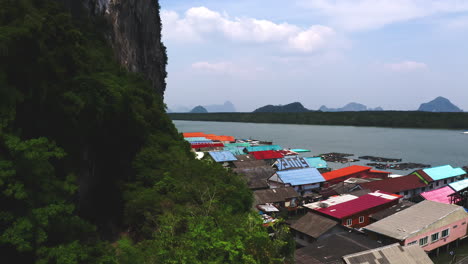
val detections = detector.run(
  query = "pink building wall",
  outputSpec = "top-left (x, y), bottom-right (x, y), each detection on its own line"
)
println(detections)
top-left (403, 218), bottom-right (468, 252)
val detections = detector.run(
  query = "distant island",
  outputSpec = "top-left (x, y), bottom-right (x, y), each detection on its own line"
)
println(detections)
top-left (418, 96), bottom-right (462, 112)
top-left (319, 102), bottom-right (383, 112)
top-left (190, 105), bottom-right (208, 113)
top-left (253, 102), bottom-right (310, 113)
top-left (204, 101), bottom-right (236, 112)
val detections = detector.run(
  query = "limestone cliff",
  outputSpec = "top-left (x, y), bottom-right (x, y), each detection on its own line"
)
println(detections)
top-left (61, 0), bottom-right (168, 96)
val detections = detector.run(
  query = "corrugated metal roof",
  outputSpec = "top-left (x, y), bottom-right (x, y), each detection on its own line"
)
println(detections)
top-left (251, 150), bottom-right (284, 160)
top-left (322, 165), bottom-right (372, 181)
top-left (275, 157), bottom-right (309, 171)
top-left (276, 168), bottom-right (325, 186)
top-left (190, 143), bottom-right (224, 148)
top-left (360, 174), bottom-right (427, 193)
top-left (449, 178), bottom-right (468, 192)
top-left (422, 165), bottom-right (466, 181)
top-left (364, 200), bottom-right (468, 240)
top-left (343, 243), bottom-right (434, 264)
top-left (315, 191), bottom-right (401, 219)
top-left (304, 194), bottom-right (358, 210)
top-left (246, 145), bottom-right (282, 152)
top-left (304, 157), bottom-right (328, 169)
top-left (420, 186), bottom-right (455, 204)
top-left (290, 213), bottom-right (338, 238)
top-left (224, 143), bottom-right (250, 148)
top-left (254, 187), bottom-right (299, 205)
top-left (208, 151), bottom-right (238, 162)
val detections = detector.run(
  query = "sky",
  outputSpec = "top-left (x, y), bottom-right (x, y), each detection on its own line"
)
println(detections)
top-left (160, 0), bottom-right (468, 112)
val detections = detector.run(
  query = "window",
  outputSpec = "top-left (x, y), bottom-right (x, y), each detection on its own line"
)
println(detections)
top-left (421, 187), bottom-right (426, 192)
top-left (346, 219), bottom-right (352, 226)
top-left (404, 191), bottom-right (409, 195)
top-left (436, 181), bottom-right (440, 186)
top-left (407, 241), bottom-right (417, 246)
top-left (431, 233), bottom-right (439, 242)
top-left (444, 179), bottom-right (448, 184)
top-left (419, 236), bottom-right (428, 246)
top-left (359, 216), bottom-right (365, 223)
top-left (299, 233), bottom-right (304, 239)
top-left (429, 184), bottom-right (433, 189)
top-left (442, 229), bottom-right (450, 238)
top-left (451, 178), bottom-right (455, 182)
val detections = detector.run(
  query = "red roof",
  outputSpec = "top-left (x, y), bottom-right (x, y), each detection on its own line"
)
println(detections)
top-left (190, 143), bottom-right (224, 148)
top-left (315, 191), bottom-right (401, 219)
top-left (322, 165), bottom-right (371, 181)
top-left (369, 169), bottom-right (391, 174)
top-left (360, 174), bottom-right (427, 193)
top-left (251, 150), bottom-right (284, 160)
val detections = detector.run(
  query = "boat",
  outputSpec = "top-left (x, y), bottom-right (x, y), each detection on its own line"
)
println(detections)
top-left (463, 131), bottom-right (468, 134)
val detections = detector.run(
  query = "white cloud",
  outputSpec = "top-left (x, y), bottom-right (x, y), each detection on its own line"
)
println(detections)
top-left (191, 61), bottom-right (265, 79)
top-left (162, 6), bottom-right (335, 53)
top-left (298, 0), bottom-right (468, 31)
top-left (384, 61), bottom-right (428, 72)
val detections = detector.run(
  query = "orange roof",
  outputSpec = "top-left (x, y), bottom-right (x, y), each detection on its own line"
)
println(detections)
top-left (183, 132), bottom-right (235, 142)
top-left (322, 165), bottom-right (371, 181)
top-left (183, 132), bottom-right (206, 137)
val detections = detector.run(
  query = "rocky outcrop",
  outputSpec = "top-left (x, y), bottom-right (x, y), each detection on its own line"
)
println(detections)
top-left (319, 102), bottom-right (383, 112)
top-left (60, 0), bottom-right (167, 96)
top-left (418, 96), bottom-right (462, 112)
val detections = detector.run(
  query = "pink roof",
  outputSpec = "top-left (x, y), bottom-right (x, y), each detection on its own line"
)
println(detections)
top-left (315, 191), bottom-right (401, 219)
top-left (420, 186), bottom-right (455, 204)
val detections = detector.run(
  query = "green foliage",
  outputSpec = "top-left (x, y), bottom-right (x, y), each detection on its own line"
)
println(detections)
top-left (0, 0), bottom-right (293, 263)
top-left (169, 111), bottom-right (468, 129)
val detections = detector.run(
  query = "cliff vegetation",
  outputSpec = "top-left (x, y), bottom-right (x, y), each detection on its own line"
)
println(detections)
top-left (0, 1), bottom-right (293, 263)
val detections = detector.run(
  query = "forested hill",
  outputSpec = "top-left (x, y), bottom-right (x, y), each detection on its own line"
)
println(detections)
top-left (0, 1), bottom-right (292, 263)
top-left (169, 112), bottom-right (468, 129)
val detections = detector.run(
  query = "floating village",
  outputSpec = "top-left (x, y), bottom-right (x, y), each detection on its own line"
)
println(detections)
top-left (184, 132), bottom-right (468, 264)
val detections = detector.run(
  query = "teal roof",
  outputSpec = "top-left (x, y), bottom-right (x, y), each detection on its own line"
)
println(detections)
top-left (184, 137), bottom-right (212, 142)
top-left (246, 145), bottom-right (282, 152)
top-left (225, 143), bottom-right (250, 148)
top-left (291, 149), bottom-right (311, 153)
top-left (223, 146), bottom-right (246, 156)
top-left (449, 178), bottom-right (468, 192)
top-left (304, 157), bottom-right (328, 169)
top-left (423, 165), bottom-right (466, 181)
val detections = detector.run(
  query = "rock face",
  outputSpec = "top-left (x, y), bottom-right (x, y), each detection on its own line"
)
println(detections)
top-left (60, 0), bottom-right (167, 96)
top-left (253, 102), bottom-right (309, 113)
top-left (319, 102), bottom-right (383, 112)
top-left (418, 97), bottom-right (462, 112)
top-left (190, 106), bottom-right (208, 113)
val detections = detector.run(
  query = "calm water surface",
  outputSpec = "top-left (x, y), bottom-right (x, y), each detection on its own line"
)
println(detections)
top-left (173, 120), bottom-right (468, 173)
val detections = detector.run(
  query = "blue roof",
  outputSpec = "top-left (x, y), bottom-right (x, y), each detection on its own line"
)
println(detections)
top-left (223, 146), bottom-right (246, 156)
top-left (423, 165), bottom-right (466, 181)
top-left (208, 151), bottom-right (238, 162)
top-left (246, 145), bottom-right (282, 152)
top-left (276, 168), bottom-right (325, 186)
top-left (304, 157), bottom-right (328, 169)
top-left (449, 178), bottom-right (468, 192)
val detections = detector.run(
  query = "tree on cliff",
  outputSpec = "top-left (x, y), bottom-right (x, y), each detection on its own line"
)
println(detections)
top-left (0, 1), bottom-right (293, 263)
